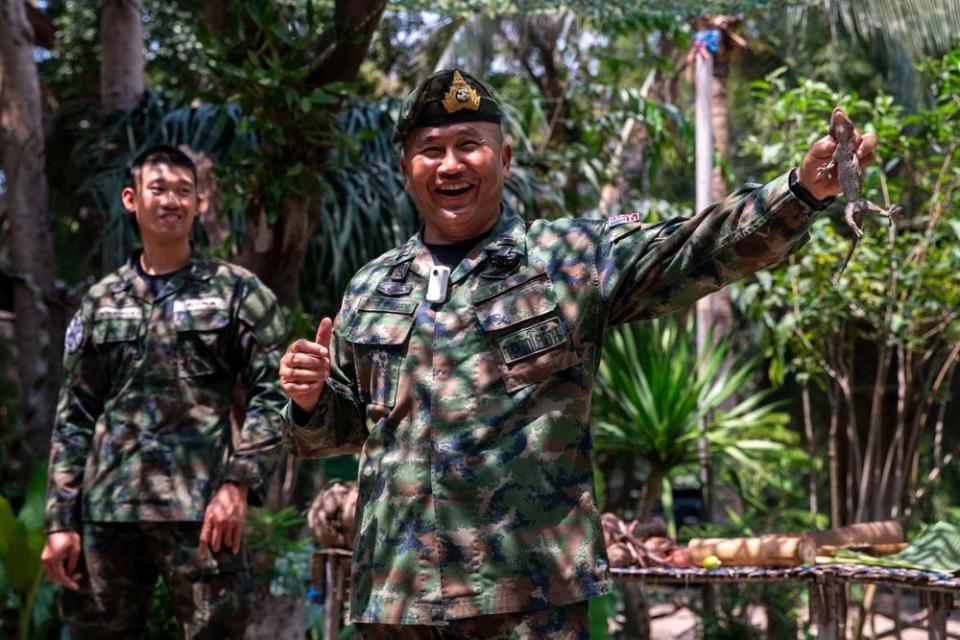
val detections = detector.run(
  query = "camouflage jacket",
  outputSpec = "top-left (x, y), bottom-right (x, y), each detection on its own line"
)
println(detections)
top-left (45, 252), bottom-right (287, 533)
top-left (284, 172), bottom-right (820, 624)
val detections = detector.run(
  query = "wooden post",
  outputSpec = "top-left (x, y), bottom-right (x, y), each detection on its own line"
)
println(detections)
top-left (810, 572), bottom-right (846, 640)
top-left (324, 554), bottom-right (342, 640)
top-left (694, 29), bottom-right (715, 524)
top-left (693, 29), bottom-right (718, 621)
top-left (926, 591), bottom-right (950, 640)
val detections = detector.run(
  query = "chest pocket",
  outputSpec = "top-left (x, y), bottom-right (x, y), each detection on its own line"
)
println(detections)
top-left (342, 296), bottom-right (417, 408)
top-left (92, 316), bottom-right (141, 375)
top-left (473, 264), bottom-right (581, 393)
top-left (174, 298), bottom-right (230, 378)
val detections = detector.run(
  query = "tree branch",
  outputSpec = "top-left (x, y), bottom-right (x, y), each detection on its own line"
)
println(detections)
top-left (307, 0), bottom-right (386, 86)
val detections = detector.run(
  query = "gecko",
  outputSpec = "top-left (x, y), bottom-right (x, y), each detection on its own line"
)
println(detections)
top-left (818, 107), bottom-right (894, 282)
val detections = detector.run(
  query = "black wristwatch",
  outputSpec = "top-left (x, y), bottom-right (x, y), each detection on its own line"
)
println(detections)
top-left (789, 168), bottom-right (835, 210)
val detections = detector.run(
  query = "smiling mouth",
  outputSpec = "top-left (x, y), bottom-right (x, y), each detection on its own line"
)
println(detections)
top-left (436, 184), bottom-right (473, 198)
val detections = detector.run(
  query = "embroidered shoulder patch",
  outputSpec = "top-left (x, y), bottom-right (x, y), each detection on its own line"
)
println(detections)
top-left (64, 313), bottom-right (84, 354)
top-left (606, 212), bottom-right (642, 228)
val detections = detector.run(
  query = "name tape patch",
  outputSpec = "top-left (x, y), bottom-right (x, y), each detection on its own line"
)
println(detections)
top-left (358, 295), bottom-right (418, 315)
top-left (173, 297), bottom-right (228, 314)
top-left (498, 318), bottom-right (567, 364)
top-left (606, 212), bottom-right (642, 228)
top-left (95, 306), bottom-right (143, 321)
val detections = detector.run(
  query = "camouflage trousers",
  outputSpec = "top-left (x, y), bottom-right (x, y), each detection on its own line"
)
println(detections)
top-left (59, 522), bottom-right (253, 640)
top-left (353, 601), bottom-right (590, 640)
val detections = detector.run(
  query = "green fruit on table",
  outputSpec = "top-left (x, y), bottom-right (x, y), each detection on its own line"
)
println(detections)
top-left (702, 555), bottom-right (722, 570)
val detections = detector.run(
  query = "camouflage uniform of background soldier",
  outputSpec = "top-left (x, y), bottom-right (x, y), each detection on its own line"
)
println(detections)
top-left (278, 70), bottom-right (879, 640)
top-left (41, 145), bottom-right (288, 639)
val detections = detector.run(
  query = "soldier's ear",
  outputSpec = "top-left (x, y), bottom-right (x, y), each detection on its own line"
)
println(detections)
top-left (399, 158), bottom-right (412, 192)
top-left (121, 185), bottom-right (137, 213)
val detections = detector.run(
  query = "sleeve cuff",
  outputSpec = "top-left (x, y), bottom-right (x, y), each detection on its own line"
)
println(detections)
top-left (789, 168), bottom-right (835, 211)
top-left (224, 459), bottom-right (263, 490)
top-left (291, 402), bottom-right (315, 426)
top-left (44, 506), bottom-right (79, 534)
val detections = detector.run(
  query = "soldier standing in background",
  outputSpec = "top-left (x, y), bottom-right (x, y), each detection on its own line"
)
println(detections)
top-left (279, 70), bottom-right (878, 638)
top-left (41, 145), bottom-right (288, 639)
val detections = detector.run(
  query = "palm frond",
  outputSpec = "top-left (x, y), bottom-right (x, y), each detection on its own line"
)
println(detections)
top-left (592, 316), bottom-right (790, 482)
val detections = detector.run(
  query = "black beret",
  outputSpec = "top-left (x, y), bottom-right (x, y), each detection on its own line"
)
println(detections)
top-left (393, 69), bottom-right (502, 144)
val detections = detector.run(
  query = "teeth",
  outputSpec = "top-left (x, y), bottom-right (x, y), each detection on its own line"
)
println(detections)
top-left (437, 183), bottom-right (471, 192)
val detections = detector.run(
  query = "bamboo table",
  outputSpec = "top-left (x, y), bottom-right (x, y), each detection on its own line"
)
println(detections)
top-left (612, 565), bottom-right (960, 639)
top-left (310, 552), bottom-right (960, 639)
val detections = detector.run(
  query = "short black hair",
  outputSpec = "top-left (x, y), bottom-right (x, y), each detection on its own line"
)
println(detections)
top-left (127, 144), bottom-right (198, 188)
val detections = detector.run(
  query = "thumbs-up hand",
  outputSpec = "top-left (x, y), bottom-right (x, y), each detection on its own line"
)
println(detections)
top-left (279, 317), bottom-right (333, 413)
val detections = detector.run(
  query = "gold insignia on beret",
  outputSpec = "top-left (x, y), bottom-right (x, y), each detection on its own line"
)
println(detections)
top-left (441, 71), bottom-right (481, 114)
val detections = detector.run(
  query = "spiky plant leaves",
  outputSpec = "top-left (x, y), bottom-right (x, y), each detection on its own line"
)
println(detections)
top-left (592, 316), bottom-right (789, 519)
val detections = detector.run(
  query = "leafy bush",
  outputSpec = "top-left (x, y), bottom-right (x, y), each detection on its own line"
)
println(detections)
top-left (0, 467), bottom-right (57, 640)
top-left (592, 316), bottom-right (793, 531)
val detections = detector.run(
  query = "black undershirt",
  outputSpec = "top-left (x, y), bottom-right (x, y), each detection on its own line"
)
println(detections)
top-left (425, 236), bottom-right (484, 269)
top-left (135, 256), bottom-right (185, 297)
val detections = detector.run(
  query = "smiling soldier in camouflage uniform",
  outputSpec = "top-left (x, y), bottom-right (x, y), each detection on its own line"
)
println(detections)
top-left (279, 70), bottom-right (878, 639)
top-left (41, 145), bottom-right (287, 639)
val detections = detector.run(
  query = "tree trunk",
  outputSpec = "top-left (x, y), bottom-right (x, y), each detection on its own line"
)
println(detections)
top-left (0, 0), bottom-right (61, 473)
top-left (619, 582), bottom-right (651, 640)
top-left (237, 0), bottom-right (386, 306)
top-left (636, 469), bottom-right (664, 521)
top-left (706, 60), bottom-right (734, 339)
top-left (100, 0), bottom-right (144, 113)
top-left (204, 0), bottom-right (226, 38)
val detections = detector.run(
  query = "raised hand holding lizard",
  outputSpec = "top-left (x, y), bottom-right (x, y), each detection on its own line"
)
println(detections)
top-left (797, 107), bottom-right (878, 201)
top-left (798, 107), bottom-right (894, 282)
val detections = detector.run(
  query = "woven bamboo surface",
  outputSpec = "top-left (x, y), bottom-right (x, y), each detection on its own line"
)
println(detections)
top-left (611, 564), bottom-right (960, 592)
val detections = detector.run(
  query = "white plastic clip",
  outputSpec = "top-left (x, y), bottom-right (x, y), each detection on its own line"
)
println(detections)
top-left (426, 265), bottom-right (451, 303)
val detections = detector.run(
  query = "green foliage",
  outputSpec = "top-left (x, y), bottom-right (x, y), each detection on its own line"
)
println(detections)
top-left (245, 507), bottom-right (332, 640)
top-left (146, 577), bottom-right (179, 640)
top-left (42, 0), bottom-right (211, 104)
top-left (734, 62), bottom-right (960, 387)
top-left (588, 592), bottom-right (618, 639)
top-left (246, 506), bottom-right (308, 563)
top-left (732, 48), bottom-right (960, 522)
top-left (0, 467), bottom-right (56, 640)
top-left (592, 317), bottom-right (792, 520)
top-left (198, 1), bottom-right (348, 225)
top-left (389, 0), bottom-right (801, 20)
top-left (245, 506), bottom-right (314, 596)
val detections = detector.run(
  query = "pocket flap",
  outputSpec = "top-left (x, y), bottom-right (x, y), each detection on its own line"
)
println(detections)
top-left (357, 295), bottom-right (418, 315)
top-left (175, 308), bottom-right (230, 332)
top-left (92, 319), bottom-right (140, 344)
top-left (472, 263), bottom-right (546, 303)
top-left (473, 267), bottom-right (558, 333)
top-left (343, 307), bottom-right (416, 346)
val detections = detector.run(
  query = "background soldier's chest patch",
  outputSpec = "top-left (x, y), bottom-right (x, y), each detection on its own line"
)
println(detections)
top-left (173, 297), bottom-right (228, 313)
top-left (497, 318), bottom-right (567, 364)
top-left (64, 313), bottom-right (84, 353)
top-left (94, 306), bottom-right (143, 321)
